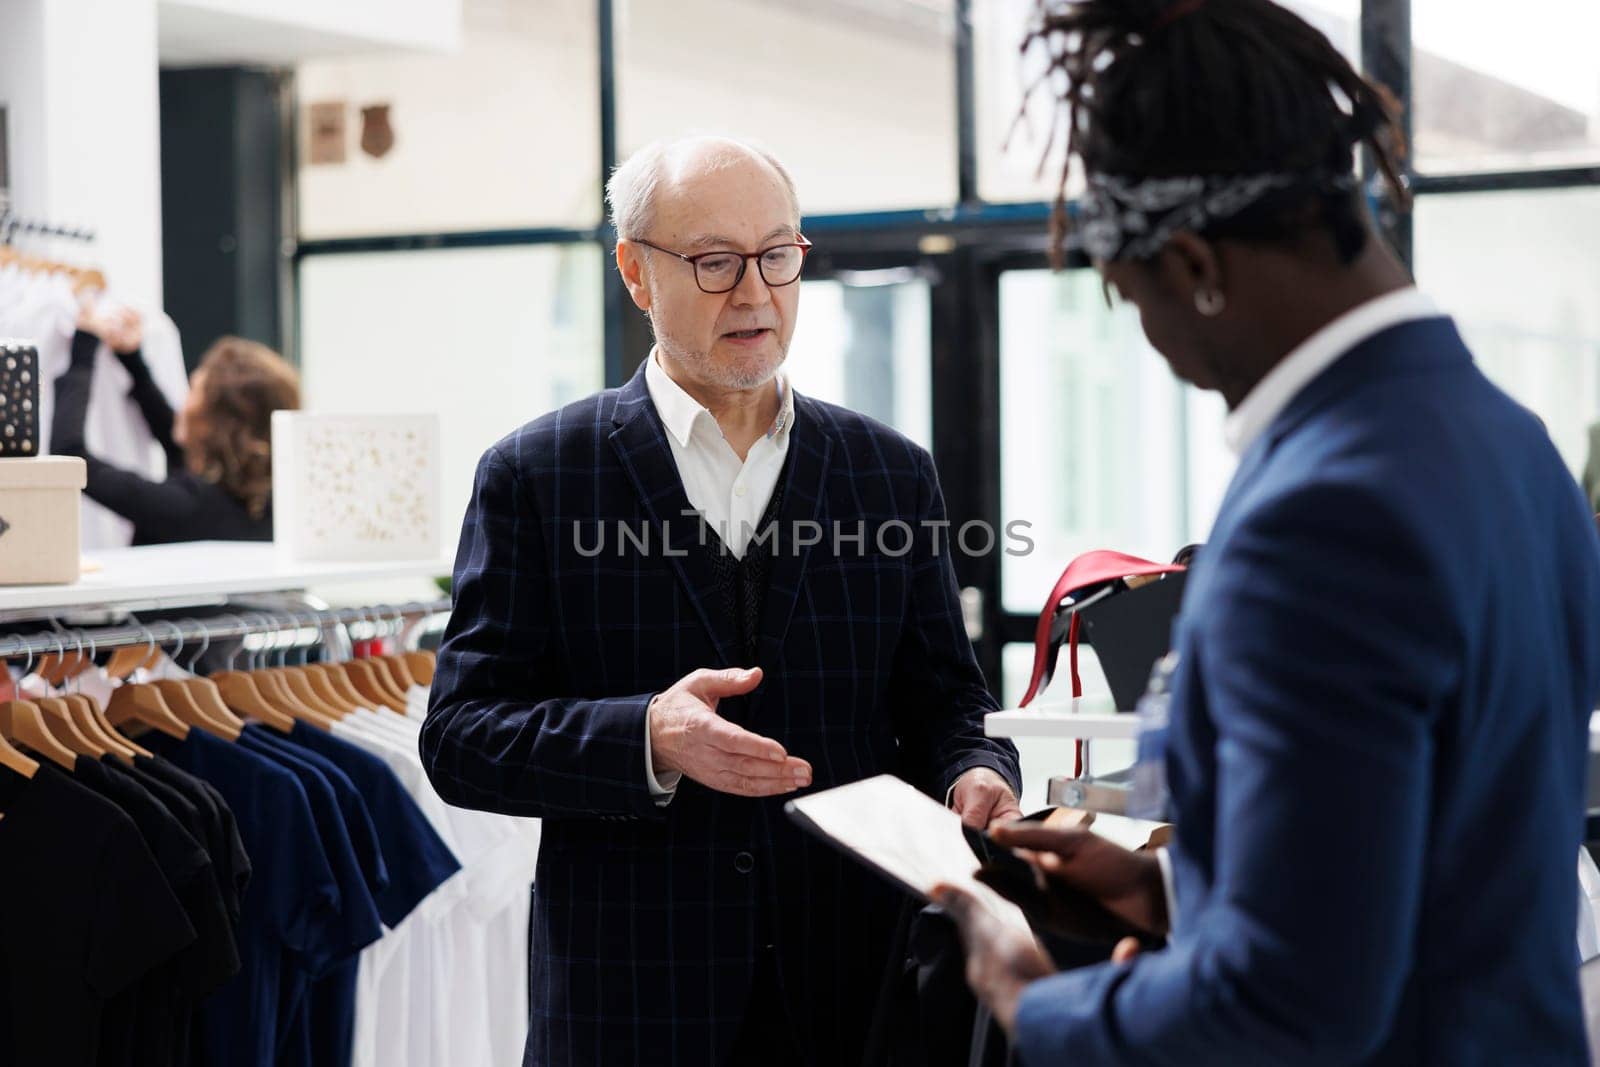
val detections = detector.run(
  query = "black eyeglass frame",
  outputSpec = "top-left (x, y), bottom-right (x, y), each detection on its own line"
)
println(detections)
top-left (630, 234), bottom-right (814, 294)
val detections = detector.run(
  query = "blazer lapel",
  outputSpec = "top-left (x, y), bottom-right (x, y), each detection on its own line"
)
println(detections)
top-left (755, 393), bottom-right (833, 680)
top-left (608, 364), bottom-right (739, 669)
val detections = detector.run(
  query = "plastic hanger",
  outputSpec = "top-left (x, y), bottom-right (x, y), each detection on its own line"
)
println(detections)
top-left (0, 645), bottom-right (78, 771)
top-left (104, 627), bottom-right (191, 741)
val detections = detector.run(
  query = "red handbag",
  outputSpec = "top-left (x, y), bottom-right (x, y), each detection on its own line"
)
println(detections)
top-left (1019, 549), bottom-right (1189, 776)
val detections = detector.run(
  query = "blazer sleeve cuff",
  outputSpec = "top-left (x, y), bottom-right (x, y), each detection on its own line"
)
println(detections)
top-left (642, 700), bottom-right (682, 806)
top-left (939, 753), bottom-right (1023, 808)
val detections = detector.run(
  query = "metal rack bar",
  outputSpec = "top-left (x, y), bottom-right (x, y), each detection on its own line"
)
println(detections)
top-left (0, 599), bottom-right (451, 660)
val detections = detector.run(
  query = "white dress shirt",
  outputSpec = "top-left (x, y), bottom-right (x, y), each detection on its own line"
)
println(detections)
top-left (642, 348), bottom-right (795, 799)
top-left (1223, 287), bottom-right (1440, 456)
top-left (644, 347), bottom-right (794, 557)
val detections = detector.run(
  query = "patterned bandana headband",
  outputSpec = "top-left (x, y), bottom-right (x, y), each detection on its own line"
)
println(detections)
top-left (1075, 170), bottom-right (1359, 262)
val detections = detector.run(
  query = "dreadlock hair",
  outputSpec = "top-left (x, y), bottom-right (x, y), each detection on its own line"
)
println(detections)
top-left (1021, 0), bottom-right (1410, 266)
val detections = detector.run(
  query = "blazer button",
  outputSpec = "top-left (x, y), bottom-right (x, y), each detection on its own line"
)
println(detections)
top-left (734, 851), bottom-right (755, 874)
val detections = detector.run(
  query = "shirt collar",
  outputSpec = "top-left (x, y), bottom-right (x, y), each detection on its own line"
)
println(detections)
top-left (644, 346), bottom-right (794, 448)
top-left (1223, 287), bottom-right (1440, 456)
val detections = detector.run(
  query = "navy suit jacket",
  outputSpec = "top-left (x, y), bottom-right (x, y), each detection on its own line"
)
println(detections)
top-left (422, 362), bottom-right (1020, 1065)
top-left (1013, 317), bottom-right (1600, 1065)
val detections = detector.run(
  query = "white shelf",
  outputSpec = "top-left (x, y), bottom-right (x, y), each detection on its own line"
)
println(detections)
top-left (0, 541), bottom-right (453, 619)
top-left (986, 699), bottom-right (1137, 741)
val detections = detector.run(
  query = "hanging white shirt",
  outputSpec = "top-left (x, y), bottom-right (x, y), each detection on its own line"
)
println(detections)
top-left (73, 299), bottom-right (190, 549)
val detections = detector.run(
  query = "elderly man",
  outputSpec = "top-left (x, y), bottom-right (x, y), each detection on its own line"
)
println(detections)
top-left (422, 135), bottom-right (1022, 1066)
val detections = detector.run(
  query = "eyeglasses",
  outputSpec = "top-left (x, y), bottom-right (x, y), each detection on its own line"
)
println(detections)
top-left (632, 235), bottom-right (813, 294)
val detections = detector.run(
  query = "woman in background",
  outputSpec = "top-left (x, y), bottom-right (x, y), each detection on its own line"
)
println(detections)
top-left (51, 307), bottom-right (300, 544)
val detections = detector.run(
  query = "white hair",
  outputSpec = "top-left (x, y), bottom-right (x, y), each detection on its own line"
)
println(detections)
top-left (605, 135), bottom-right (801, 242)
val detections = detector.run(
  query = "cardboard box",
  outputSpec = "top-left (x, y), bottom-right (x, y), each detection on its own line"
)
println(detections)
top-left (0, 457), bottom-right (86, 584)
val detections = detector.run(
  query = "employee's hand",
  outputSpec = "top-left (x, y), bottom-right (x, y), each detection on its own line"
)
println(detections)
top-left (986, 824), bottom-right (1169, 936)
top-left (932, 883), bottom-right (1055, 1033)
top-left (77, 304), bottom-right (142, 354)
top-left (648, 667), bottom-right (812, 797)
top-left (950, 767), bottom-right (1024, 829)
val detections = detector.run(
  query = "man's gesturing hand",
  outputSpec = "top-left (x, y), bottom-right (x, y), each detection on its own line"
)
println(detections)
top-left (648, 667), bottom-right (812, 797)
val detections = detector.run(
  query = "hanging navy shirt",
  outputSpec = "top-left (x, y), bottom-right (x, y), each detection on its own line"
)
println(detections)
top-left (239, 724), bottom-right (384, 1067)
top-left (145, 730), bottom-right (341, 1067)
top-left (283, 720), bottom-right (465, 1067)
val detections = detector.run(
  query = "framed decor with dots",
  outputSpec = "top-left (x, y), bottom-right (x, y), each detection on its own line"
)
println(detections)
top-left (271, 411), bottom-right (441, 563)
top-left (0, 341), bottom-right (40, 458)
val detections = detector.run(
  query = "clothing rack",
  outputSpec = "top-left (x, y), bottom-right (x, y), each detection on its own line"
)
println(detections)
top-left (0, 599), bottom-right (450, 660)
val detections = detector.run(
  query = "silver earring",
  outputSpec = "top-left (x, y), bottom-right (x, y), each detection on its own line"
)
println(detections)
top-left (1195, 289), bottom-right (1226, 317)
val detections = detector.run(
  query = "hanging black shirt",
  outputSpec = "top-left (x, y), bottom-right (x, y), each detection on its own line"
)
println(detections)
top-left (0, 763), bottom-right (196, 1067)
top-left (135, 753), bottom-right (252, 926)
top-left (74, 756), bottom-right (220, 1067)
top-left (108, 757), bottom-right (243, 1067)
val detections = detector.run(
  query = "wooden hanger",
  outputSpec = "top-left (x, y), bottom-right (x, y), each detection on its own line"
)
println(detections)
top-left (131, 620), bottom-right (238, 739)
top-left (278, 666), bottom-right (348, 720)
top-left (309, 662), bottom-right (373, 713)
top-left (378, 652), bottom-right (417, 692)
top-left (210, 670), bottom-right (299, 733)
top-left (104, 644), bottom-right (151, 682)
top-left (403, 650), bottom-right (436, 688)
top-left (256, 668), bottom-right (337, 731)
top-left (106, 679), bottom-right (191, 740)
top-left (151, 677), bottom-right (242, 740)
top-left (0, 727), bottom-right (38, 780)
top-left (66, 694), bottom-right (142, 761)
top-left (63, 633), bottom-right (147, 761)
top-left (0, 700), bottom-right (79, 770)
top-left (343, 658), bottom-right (407, 713)
top-left (35, 651), bottom-right (84, 688)
top-left (366, 655), bottom-right (410, 704)
top-left (299, 663), bottom-right (359, 716)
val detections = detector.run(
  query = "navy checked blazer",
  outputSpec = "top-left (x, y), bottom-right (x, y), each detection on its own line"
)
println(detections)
top-left (422, 361), bottom-right (1021, 1066)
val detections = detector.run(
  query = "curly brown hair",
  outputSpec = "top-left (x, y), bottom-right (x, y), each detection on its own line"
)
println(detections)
top-left (184, 337), bottom-right (300, 519)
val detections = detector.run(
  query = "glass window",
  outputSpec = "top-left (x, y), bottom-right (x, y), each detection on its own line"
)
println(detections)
top-left (1413, 0), bottom-right (1600, 173)
top-left (297, 244), bottom-right (605, 541)
top-left (998, 268), bottom-right (1187, 613)
top-left (1415, 188), bottom-right (1600, 484)
top-left (616, 0), bottom-right (958, 214)
top-left (296, 0), bottom-right (600, 238)
top-left (786, 274), bottom-right (933, 450)
top-left (973, 0), bottom-right (1359, 204)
